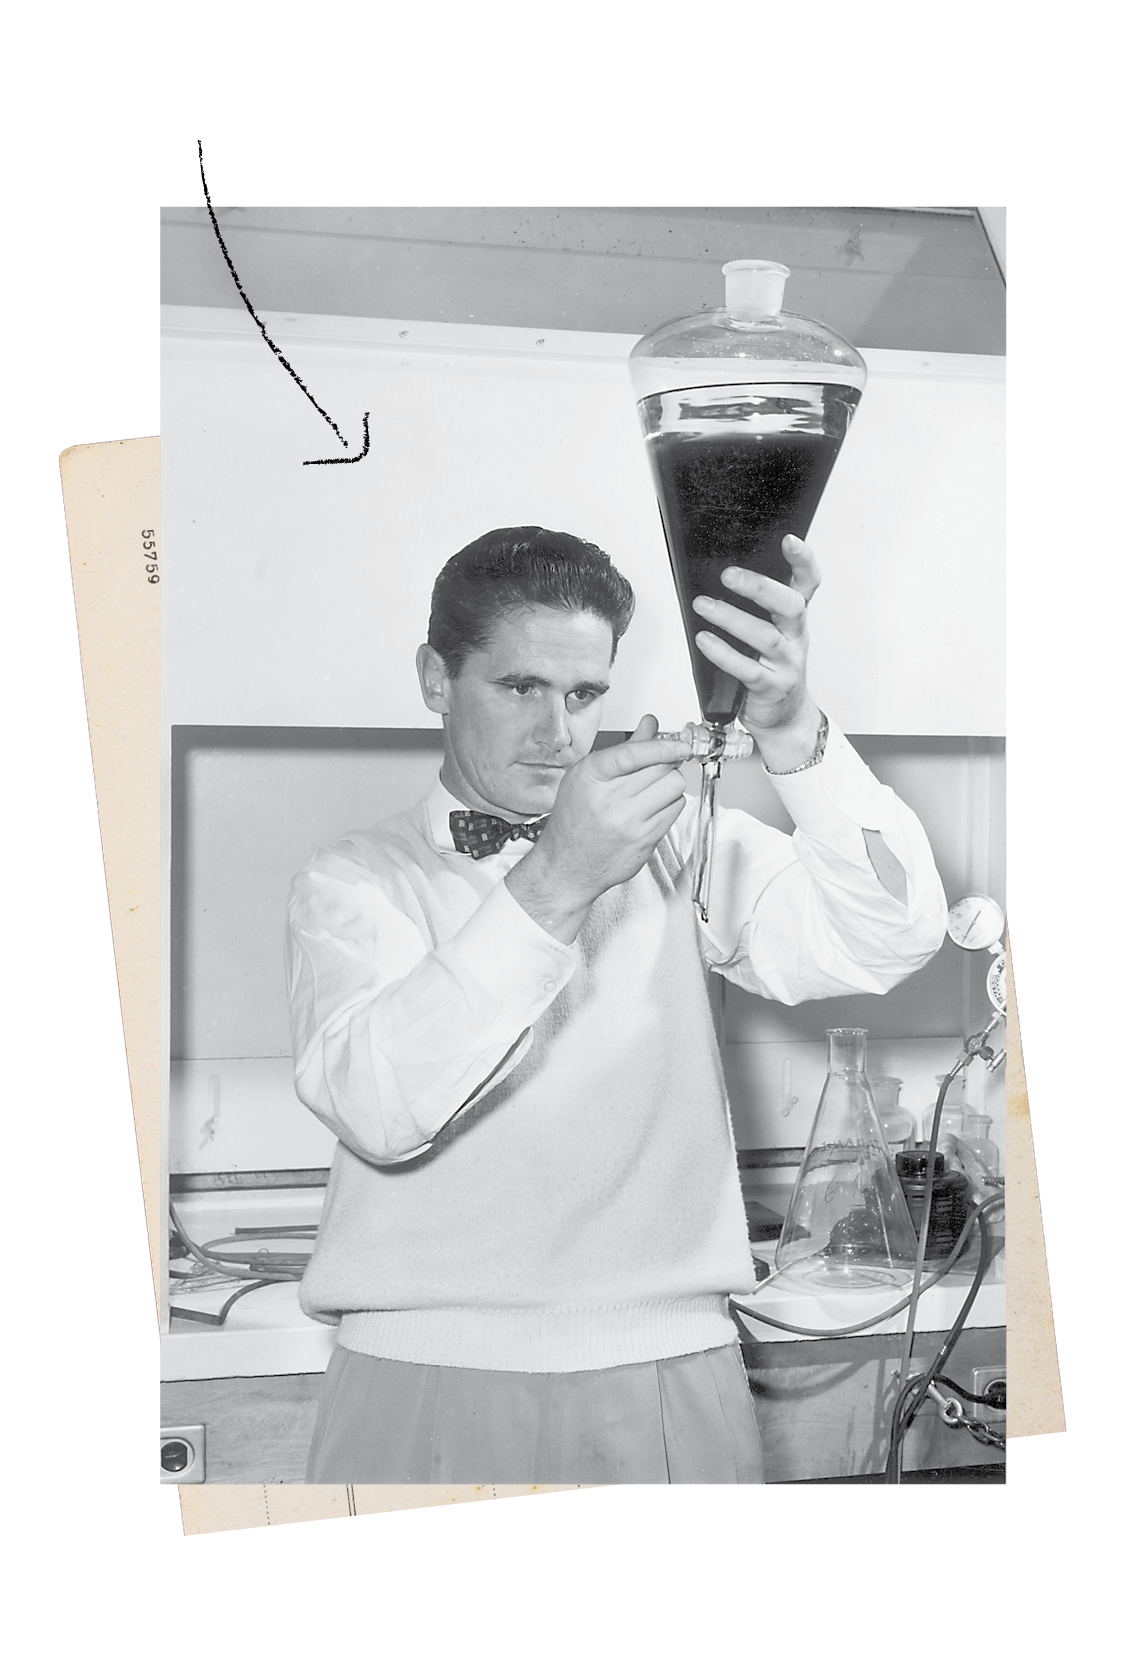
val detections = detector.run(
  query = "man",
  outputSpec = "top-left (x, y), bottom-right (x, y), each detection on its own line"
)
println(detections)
top-left (287, 525), bottom-right (947, 1484)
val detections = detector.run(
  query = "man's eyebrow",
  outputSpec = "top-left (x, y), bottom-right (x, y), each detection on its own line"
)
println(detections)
top-left (492, 672), bottom-right (610, 694)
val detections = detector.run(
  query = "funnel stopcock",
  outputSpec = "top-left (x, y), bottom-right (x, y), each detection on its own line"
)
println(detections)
top-left (656, 723), bottom-right (754, 762)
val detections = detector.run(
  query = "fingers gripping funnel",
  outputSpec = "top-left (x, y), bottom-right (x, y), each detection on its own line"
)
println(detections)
top-left (774, 1030), bottom-right (920, 1290)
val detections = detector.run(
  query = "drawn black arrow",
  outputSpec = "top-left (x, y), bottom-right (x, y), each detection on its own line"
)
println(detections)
top-left (197, 142), bottom-right (370, 467)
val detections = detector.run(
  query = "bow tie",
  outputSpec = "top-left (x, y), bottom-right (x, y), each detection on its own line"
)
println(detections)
top-left (449, 810), bottom-right (550, 860)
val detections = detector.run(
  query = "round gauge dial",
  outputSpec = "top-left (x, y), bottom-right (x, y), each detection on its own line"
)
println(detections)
top-left (947, 894), bottom-right (1005, 952)
top-left (987, 951), bottom-right (1007, 1014)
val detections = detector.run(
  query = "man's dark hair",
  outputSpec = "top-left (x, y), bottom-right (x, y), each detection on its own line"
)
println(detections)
top-left (427, 527), bottom-right (636, 677)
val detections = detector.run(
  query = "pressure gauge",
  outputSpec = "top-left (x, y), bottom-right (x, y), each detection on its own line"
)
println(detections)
top-left (986, 950), bottom-right (1007, 1015)
top-left (946, 894), bottom-right (1005, 954)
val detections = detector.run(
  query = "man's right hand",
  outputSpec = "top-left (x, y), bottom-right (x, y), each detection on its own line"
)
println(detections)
top-left (505, 714), bottom-right (691, 943)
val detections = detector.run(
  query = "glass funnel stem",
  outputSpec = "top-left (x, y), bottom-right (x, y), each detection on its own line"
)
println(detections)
top-left (692, 749), bottom-right (723, 923)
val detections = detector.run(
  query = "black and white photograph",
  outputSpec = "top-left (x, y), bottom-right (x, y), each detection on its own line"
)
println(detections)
top-left (14, 6), bottom-right (1146, 1654)
top-left (158, 205), bottom-right (1008, 1488)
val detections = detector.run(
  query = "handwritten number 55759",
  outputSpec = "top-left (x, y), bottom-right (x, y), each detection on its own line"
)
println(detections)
top-left (143, 529), bottom-right (159, 584)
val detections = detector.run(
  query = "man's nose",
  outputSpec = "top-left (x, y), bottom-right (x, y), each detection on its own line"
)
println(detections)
top-left (534, 695), bottom-right (572, 752)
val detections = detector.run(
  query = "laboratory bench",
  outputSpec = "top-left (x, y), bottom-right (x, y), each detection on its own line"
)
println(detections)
top-left (162, 1195), bottom-right (1005, 1483)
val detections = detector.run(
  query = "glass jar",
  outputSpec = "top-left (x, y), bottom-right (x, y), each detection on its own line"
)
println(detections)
top-left (921, 1073), bottom-right (967, 1161)
top-left (894, 1150), bottom-right (972, 1262)
top-left (869, 1076), bottom-right (916, 1154)
top-left (951, 1111), bottom-right (1002, 1203)
top-left (958, 1113), bottom-right (1000, 1176)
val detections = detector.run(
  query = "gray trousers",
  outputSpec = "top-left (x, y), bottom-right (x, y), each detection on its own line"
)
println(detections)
top-left (307, 1342), bottom-right (766, 1484)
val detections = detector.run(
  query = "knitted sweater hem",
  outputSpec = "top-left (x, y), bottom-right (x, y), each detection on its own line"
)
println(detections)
top-left (337, 1296), bottom-right (738, 1373)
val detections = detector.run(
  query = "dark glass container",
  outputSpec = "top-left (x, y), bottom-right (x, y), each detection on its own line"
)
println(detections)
top-left (895, 1150), bottom-right (972, 1261)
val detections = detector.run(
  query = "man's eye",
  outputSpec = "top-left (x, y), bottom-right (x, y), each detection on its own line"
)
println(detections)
top-left (569, 689), bottom-right (598, 708)
top-left (513, 683), bottom-right (535, 696)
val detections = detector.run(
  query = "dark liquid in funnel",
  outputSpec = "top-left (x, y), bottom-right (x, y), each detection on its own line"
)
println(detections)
top-left (642, 386), bottom-right (860, 724)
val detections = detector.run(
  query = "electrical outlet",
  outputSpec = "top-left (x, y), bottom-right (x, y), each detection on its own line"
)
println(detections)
top-left (160, 1424), bottom-right (205, 1483)
top-left (971, 1366), bottom-right (1006, 1424)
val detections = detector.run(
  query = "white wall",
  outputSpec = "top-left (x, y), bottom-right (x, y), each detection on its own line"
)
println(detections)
top-left (161, 308), bottom-right (1005, 737)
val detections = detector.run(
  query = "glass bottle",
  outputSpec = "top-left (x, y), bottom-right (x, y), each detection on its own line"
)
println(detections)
top-left (950, 1111), bottom-right (1002, 1203)
top-left (894, 1150), bottom-right (972, 1261)
top-left (921, 1072), bottom-right (967, 1160)
top-left (629, 260), bottom-right (866, 921)
top-left (774, 1030), bottom-right (919, 1289)
top-left (958, 1113), bottom-right (1000, 1175)
top-left (870, 1076), bottom-right (916, 1154)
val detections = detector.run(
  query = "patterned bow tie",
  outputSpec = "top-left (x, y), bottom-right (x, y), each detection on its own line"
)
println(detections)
top-left (449, 810), bottom-right (550, 860)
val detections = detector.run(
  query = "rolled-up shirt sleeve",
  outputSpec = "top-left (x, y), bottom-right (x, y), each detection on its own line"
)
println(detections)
top-left (675, 717), bottom-right (948, 1004)
top-left (287, 847), bottom-right (578, 1165)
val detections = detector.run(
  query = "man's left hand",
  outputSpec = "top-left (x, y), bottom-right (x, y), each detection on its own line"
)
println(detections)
top-left (692, 533), bottom-right (823, 771)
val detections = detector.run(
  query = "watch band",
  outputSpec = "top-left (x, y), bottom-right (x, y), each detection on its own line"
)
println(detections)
top-left (763, 709), bottom-right (830, 776)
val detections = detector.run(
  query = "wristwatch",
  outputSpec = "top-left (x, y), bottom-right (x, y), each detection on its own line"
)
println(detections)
top-left (763, 709), bottom-right (829, 776)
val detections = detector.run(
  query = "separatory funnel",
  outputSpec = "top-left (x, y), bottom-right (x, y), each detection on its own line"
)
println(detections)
top-left (774, 1030), bottom-right (919, 1290)
top-left (629, 260), bottom-right (866, 920)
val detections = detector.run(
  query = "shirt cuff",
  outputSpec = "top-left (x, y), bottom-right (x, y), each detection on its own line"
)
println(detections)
top-left (443, 877), bottom-right (579, 1016)
top-left (764, 714), bottom-right (893, 837)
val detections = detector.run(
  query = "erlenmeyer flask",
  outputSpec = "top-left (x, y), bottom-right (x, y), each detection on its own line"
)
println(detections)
top-left (774, 1029), bottom-right (919, 1289)
top-left (629, 260), bottom-right (866, 727)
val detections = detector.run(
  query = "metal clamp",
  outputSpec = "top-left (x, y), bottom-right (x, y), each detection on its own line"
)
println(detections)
top-left (923, 1381), bottom-right (1005, 1448)
top-left (927, 1382), bottom-right (965, 1425)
